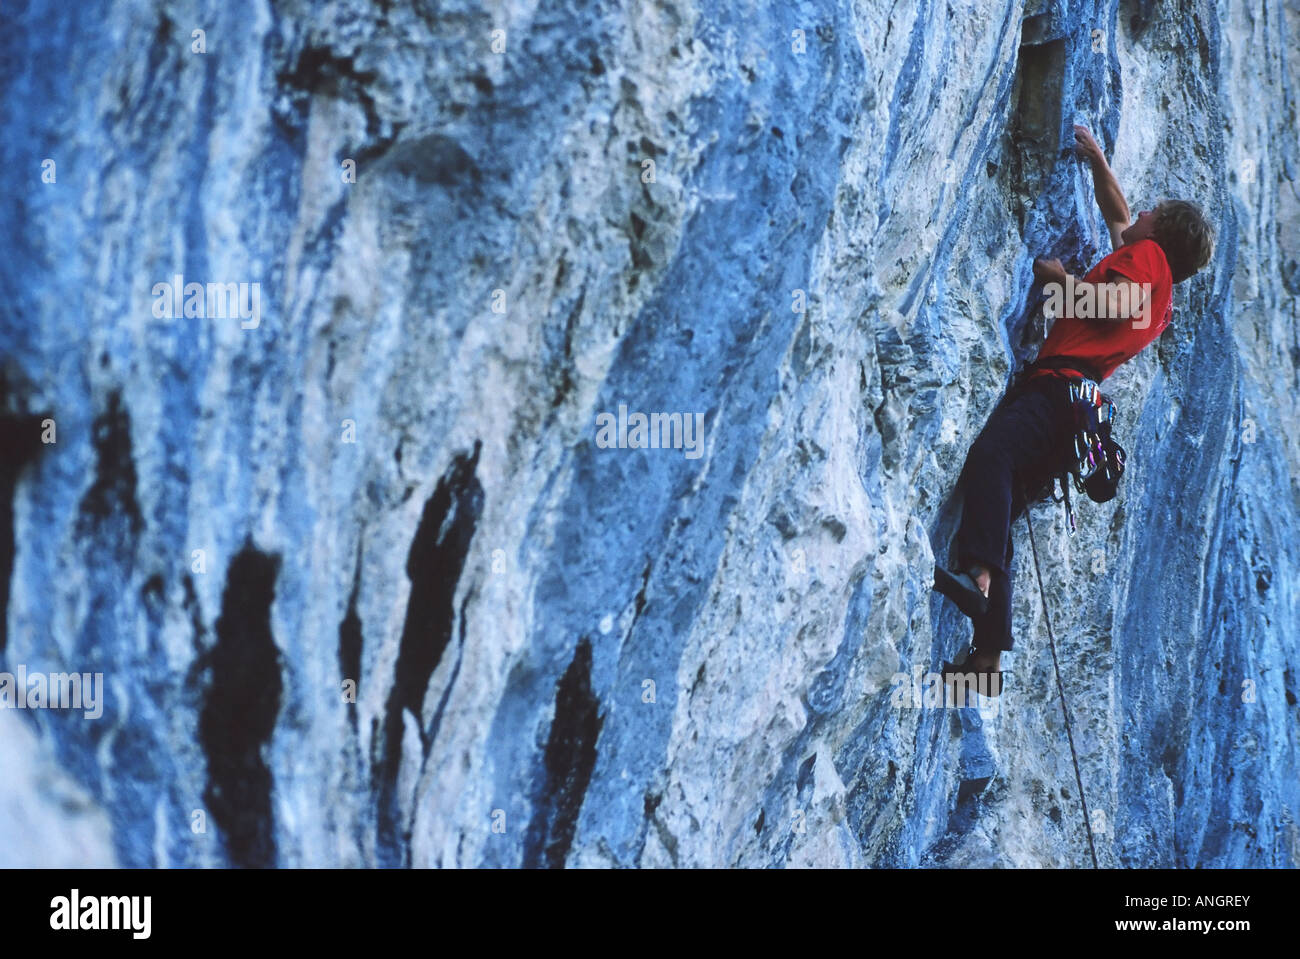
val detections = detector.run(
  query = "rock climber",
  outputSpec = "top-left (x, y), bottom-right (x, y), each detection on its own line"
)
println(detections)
top-left (932, 124), bottom-right (1215, 696)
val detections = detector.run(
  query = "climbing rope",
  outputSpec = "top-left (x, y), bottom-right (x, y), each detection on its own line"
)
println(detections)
top-left (1020, 479), bottom-right (1101, 870)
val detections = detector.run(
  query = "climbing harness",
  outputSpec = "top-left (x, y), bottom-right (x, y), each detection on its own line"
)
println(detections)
top-left (1021, 476), bottom-right (1101, 869)
top-left (1011, 355), bottom-right (1127, 536)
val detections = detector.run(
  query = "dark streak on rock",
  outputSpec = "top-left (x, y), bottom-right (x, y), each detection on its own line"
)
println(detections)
top-left (275, 44), bottom-right (404, 168)
top-left (0, 378), bottom-right (48, 658)
top-left (374, 442), bottom-right (483, 865)
top-left (182, 573), bottom-right (205, 656)
top-left (523, 638), bottom-right (605, 869)
top-left (199, 544), bottom-right (283, 868)
top-left (550, 287), bottom-right (584, 411)
top-left (78, 391), bottom-right (143, 535)
top-left (339, 542), bottom-right (364, 726)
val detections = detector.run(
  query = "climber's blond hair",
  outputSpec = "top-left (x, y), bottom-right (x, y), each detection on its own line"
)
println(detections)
top-left (1152, 199), bottom-right (1215, 283)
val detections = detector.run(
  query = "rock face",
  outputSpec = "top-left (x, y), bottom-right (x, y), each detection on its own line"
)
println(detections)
top-left (0, 0), bottom-right (1296, 868)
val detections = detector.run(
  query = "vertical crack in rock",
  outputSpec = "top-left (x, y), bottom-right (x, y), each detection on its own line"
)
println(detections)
top-left (199, 545), bottom-right (283, 868)
top-left (1010, 37), bottom-right (1065, 195)
top-left (424, 592), bottom-right (472, 759)
top-left (523, 638), bottom-right (605, 869)
top-left (77, 390), bottom-right (142, 535)
top-left (547, 286), bottom-right (584, 414)
top-left (374, 442), bottom-right (483, 864)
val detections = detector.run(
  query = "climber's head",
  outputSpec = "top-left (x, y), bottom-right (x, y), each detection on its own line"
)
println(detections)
top-left (1122, 199), bottom-right (1215, 283)
top-left (1119, 207), bottom-right (1159, 245)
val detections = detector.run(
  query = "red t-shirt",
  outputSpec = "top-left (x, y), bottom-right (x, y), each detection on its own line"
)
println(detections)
top-left (1027, 238), bottom-right (1173, 384)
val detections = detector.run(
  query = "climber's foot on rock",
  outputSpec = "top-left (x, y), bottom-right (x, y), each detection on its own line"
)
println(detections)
top-left (933, 563), bottom-right (991, 618)
top-left (964, 646), bottom-right (1002, 672)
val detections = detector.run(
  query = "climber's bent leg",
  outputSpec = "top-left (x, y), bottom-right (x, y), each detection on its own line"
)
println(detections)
top-left (970, 482), bottom-right (1027, 652)
top-left (953, 385), bottom-right (1062, 651)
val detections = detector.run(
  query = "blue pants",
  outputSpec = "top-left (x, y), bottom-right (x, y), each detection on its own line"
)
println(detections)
top-left (954, 377), bottom-right (1071, 651)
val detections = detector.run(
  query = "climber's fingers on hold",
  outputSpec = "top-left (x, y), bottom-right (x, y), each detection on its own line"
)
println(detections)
top-left (1073, 124), bottom-right (1101, 159)
top-left (1033, 257), bottom-right (1065, 283)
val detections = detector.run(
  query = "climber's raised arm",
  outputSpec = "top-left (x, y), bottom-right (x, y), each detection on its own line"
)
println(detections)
top-left (1074, 125), bottom-right (1131, 250)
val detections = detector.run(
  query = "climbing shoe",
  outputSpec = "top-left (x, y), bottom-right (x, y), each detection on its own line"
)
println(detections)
top-left (941, 645), bottom-right (1006, 699)
top-left (933, 564), bottom-right (990, 618)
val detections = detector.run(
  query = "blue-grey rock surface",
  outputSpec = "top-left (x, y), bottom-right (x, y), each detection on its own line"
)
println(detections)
top-left (0, 0), bottom-right (1296, 867)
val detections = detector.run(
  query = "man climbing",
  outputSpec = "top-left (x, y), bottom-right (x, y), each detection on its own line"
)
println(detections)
top-left (933, 124), bottom-right (1215, 696)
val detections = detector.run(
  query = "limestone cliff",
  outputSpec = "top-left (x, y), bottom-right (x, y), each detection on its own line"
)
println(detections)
top-left (0, 0), bottom-right (1296, 867)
